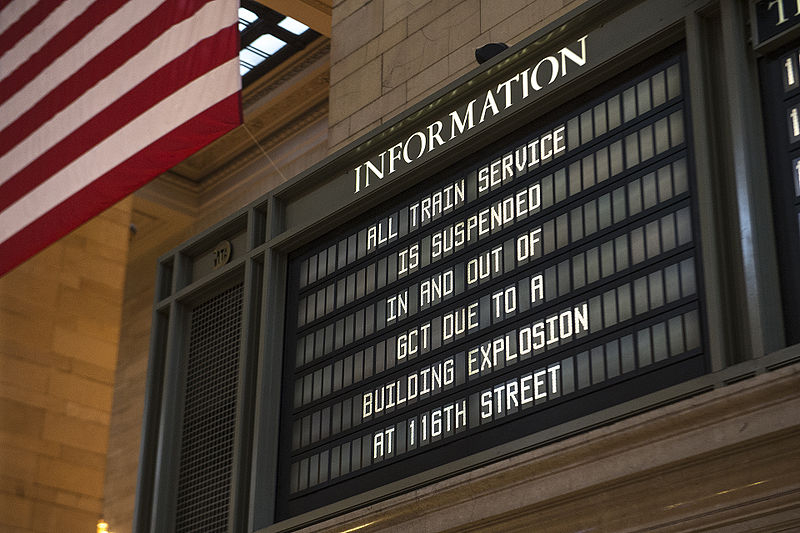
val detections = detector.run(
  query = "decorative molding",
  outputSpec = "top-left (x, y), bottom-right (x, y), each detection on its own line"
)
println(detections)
top-left (255, 0), bottom-right (331, 36)
top-left (166, 37), bottom-right (330, 186)
top-left (243, 39), bottom-right (331, 109)
top-left (152, 99), bottom-right (328, 211)
top-left (136, 172), bottom-right (200, 217)
top-left (197, 100), bottom-right (329, 195)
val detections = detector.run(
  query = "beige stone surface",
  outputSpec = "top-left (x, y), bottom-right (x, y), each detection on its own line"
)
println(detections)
top-left (0, 200), bottom-right (132, 533)
top-left (328, 0), bottom-right (592, 151)
top-left (332, 0), bottom-right (384, 63)
top-left (329, 58), bottom-right (383, 125)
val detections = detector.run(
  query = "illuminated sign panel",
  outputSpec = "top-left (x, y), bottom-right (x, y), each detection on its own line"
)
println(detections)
top-left (276, 47), bottom-right (706, 518)
top-left (351, 36), bottom-right (588, 195)
top-left (753, 0), bottom-right (800, 48)
top-left (759, 40), bottom-right (800, 343)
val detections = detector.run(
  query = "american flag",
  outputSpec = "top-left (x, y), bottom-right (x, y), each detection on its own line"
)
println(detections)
top-left (0, 0), bottom-right (242, 275)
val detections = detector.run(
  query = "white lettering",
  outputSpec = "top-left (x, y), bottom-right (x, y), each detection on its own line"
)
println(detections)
top-left (388, 141), bottom-right (403, 173)
top-left (398, 243), bottom-right (419, 275)
top-left (396, 322), bottom-right (431, 360)
top-left (373, 427), bottom-right (395, 459)
top-left (516, 227), bottom-right (542, 261)
top-left (353, 37), bottom-right (588, 194)
top-left (403, 131), bottom-right (427, 163)
top-left (443, 302), bottom-right (480, 341)
top-left (386, 290), bottom-right (408, 322)
top-left (428, 121), bottom-right (445, 151)
top-left (481, 364), bottom-right (561, 419)
top-left (530, 274), bottom-right (544, 303)
top-left (531, 56), bottom-right (559, 91)
top-left (451, 99), bottom-right (476, 138)
top-left (420, 269), bottom-right (454, 307)
top-left (559, 35), bottom-right (588, 75)
top-left (492, 286), bottom-right (517, 319)
top-left (496, 74), bottom-right (519, 109)
top-left (479, 90), bottom-right (500, 123)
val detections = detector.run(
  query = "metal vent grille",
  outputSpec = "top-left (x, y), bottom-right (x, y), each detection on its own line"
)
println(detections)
top-left (175, 283), bottom-right (244, 533)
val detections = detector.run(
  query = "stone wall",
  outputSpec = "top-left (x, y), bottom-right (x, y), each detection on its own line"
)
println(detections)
top-left (328, 0), bottom-right (589, 152)
top-left (0, 200), bottom-right (132, 533)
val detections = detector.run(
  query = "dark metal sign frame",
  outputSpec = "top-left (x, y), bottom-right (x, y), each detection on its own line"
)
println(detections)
top-left (758, 38), bottom-right (800, 343)
top-left (276, 45), bottom-right (708, 519)
top-left (751, 0), bottom-right (800, 51)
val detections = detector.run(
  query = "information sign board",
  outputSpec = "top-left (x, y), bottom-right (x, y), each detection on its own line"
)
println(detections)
top-left (753, 0), bottom-right (800, 49)
top-left (276, 48), bottom-right (706, 519)
top-left (759, 40), bottom-right (800, 343)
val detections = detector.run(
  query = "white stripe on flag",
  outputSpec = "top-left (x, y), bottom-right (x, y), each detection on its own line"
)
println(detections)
top-left (0, 57), bottom-right (240, 243)
top-left (0, 0), bottom-right (236, 186)
top-left (0, 0), bottom-right (38, 35)
top-left (1, 0), bottom-right (96, 68)
top-left (0, 0), bottom-right (163, 127)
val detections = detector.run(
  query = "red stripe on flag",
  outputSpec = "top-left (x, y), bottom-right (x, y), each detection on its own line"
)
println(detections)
top-left (0, 93), bottom-right (240, 277)
top-left (0, 0), bottom-right (128, 105)
top-left (0, 24), bottom-right (238, 212)
top-left (0, 0), bottom-right (219, 157)
top-left (0, 0), bottom-right (67, 57)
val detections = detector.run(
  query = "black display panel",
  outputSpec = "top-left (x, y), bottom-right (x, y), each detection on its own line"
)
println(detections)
top-left (753, 0), bottom-right (800, 48)
top-left (759, 41), bottom-right (800, 343)
top-left (276, 46), bottom-right (707, 519)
